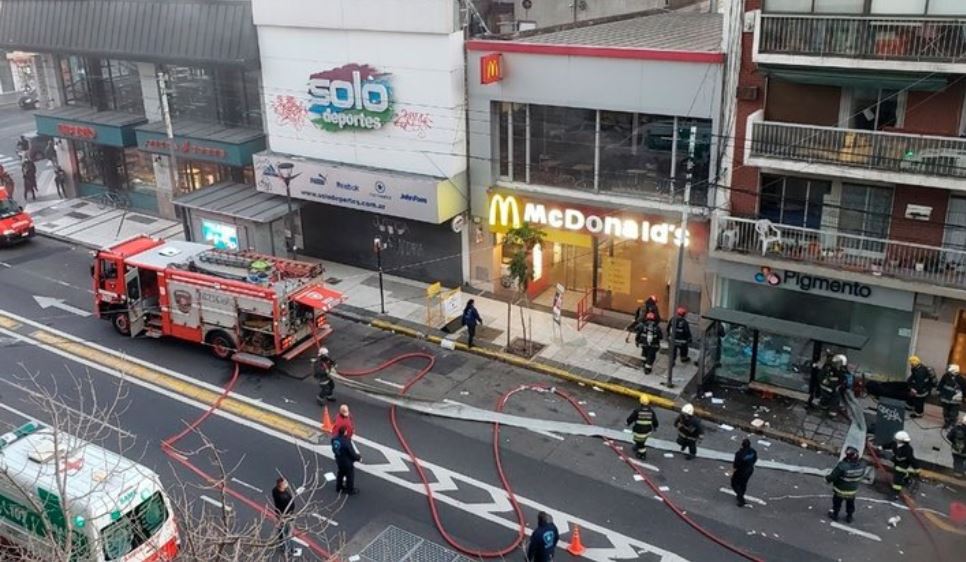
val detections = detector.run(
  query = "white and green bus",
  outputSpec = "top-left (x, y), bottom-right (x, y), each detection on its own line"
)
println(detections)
top-left (0, 422), bottom-right (179, 561)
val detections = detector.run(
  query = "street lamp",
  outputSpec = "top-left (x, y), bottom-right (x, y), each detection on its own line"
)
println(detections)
top-left (277, 162), bottom-right (300, 259)
top-left (374, 237), bottom-right (386, 314)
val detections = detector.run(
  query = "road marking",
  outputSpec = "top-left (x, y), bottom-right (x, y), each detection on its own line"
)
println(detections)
top-left (374, 378), bottom-right (405, 390)
top-left (200, 495), bottom-right (232, 511)
top-left (32, 295), bottom-right (91, 317)
top-left (0, 378), bottom-right (136, 439)
top-left (0, 310), bottom-right (688, 562)
top-left (829, 521), bottom-right (881, 542)
top-left (718, 487), bottom-right (767, 506)
top-left (0, 316), bottom-right (19, 329)
top-left (230, 477), bottom-right (263, 493)
top-left (311, 513), bottom-right (339, 527)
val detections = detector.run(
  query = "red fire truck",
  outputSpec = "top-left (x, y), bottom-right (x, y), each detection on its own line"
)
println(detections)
top-left (92, 236), bottom-right (344, 364)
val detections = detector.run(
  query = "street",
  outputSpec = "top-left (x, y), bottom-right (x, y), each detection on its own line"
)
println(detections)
top-left (0, 236), bottom-right (962, 561)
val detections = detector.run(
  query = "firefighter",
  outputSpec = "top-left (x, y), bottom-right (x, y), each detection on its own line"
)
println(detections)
top-left (635, 312), bottom-right (663, 375)
top-left (948, 414), bottom-right (966, 477)
top-left (825, 446), bottom-right (866, 523)
top-left (626, 395), bottom-right (659, 460)
top-left (674, 403), bottom-right (703, 460)
top-left (314, 347), bottom-right (336, 404)
top-left (668, 307), bottom-right (692, 364)
top-left (818, 354), bottom-right (847, 414)
top-left (885, 431), bottom-right (918, 499)
top-left (644, 295), bottom-right (661, 323)
top-left (808, 349), bottom-right (834, 409)
top-left (938, 364), bottom-right (966, 429)
top-left (907, 356), bottom-right (937, 419)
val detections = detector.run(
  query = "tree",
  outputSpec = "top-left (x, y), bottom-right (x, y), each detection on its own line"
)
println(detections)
top-left (504, 223), bottom-right (546, 357)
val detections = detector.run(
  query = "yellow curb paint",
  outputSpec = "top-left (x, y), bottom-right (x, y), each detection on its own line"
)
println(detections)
top-left (0, 316), bottom-right (20, 329)
top-left (29, 330), bottom-right (317, 441)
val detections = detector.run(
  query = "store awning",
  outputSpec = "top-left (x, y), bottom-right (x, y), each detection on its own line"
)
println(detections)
top-left (292, 286), bottom-right (346, 313)
top-left (765, 68), bottom-right (948, 92)
top-left (703, 307), bottom-right (868, 350)
top-left (136, 122), bottom-right (266, 168)
top-left (173, 182), bottom-right (300, 224)
top-left (35, 107), bottom-right (147, 147)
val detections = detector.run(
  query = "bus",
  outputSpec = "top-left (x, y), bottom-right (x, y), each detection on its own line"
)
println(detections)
top-left (0, 421), bottom-right (179, 561)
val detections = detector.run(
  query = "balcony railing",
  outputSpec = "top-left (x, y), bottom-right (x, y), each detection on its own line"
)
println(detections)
top-left (750, 120), bottom-right (966, 181)
top-left (714, 215), bottom-right (966, 290)
top-left (759, 15), bottom-right (966, 64)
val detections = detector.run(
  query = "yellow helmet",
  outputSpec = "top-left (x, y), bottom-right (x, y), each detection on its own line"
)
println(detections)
top-left (909, 356), bottom-right (921, 366)
top-left (639, 395), bottom-right (650, 406)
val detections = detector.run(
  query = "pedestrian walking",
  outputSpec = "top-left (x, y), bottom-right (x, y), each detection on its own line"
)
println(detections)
top-left (667, 306), bottom-right (692, 364)
top-left (15, 135), bottom-right (28, 159)
top-left (54, 166), bottom-right (67, 198)
top-left (21, 159), bottom-right (37, 201)
top-left (731, 438), bottom-right (758, 507)
top-left (526, 511), bottom-right (558, 562)
top-left (906, 356), bottom-right (937, 418)
top-left (947, 414), bottom-right (966, 477)
top-left (819, 354), bottom-right (848, 414)
top-left (272, 477), bottom-right (295, 554)
top-left (331, 404), bottom-right (354, 439)
top-left (626, 395), bottom-right (659, 460)
top-left (674, 403), bottom-right (702, 460)
top-left (461, 299), bottom-right (483, 348)
top-left (314, 347), bottom-right (336, 404)
top-left (0, 164), bottom-right (13, 194)
top-left (825, 446), bottom-right (866, 523)
top-left (884, 431), bottom-right (918, 499)
top-left (635, 312), bottom-right (662, 375)
top-left (938, 364), bottom-right (965, 429)
top-left (332, 427), bottom-right (361, 495)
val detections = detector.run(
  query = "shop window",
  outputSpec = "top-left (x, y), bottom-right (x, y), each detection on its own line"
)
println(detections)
top-left (75, 142), bottom-right (105, 185)
top-left (759, 175), bottom-right (830, 229)
top-left (598, 111), bottom-right (673, 196)
top-left (163, 65), bottom-right (263, 129)
top-left (511, 103), bottom-right (527, 182)
top-left (123, 148), bottom-right (156, 191)
top-left (178, 160), bottom-right (232, 194)
top-left (528, 104), bottom-right (596, 190)
top-left (497, 102), bottom-right (509, 178)
top-left (61, 56), bottom-right (143, 114)
top-left (838, 183), bottom-right (893, 253)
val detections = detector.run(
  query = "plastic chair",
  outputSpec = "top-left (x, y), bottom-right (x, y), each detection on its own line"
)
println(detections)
top-left (755, 219), bottom-right (782, 256)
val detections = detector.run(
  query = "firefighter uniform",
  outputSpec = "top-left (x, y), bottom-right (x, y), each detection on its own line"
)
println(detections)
top-left (674, 405), bottom-right (702, 460)
top-left (948, 417), bottom-right (966, 476)
top-left (826, 448), bottom-right (866, 523)
top-left (635, 316), bottom-right (663, 375)
top-left (626, 397), bottom-right (659, 459)
top-left (818, 357), bottom-right (846, 413)
top-left (887, 433), bottom-right (918, 497)
top-left (668, 308), bottom-right (692, 364)
top-left (938, 366), bottom-right (966, 429)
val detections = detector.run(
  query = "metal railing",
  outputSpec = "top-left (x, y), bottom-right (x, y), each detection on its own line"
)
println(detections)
top-left (759, 15), bottom-right (966, 63)
top-left (750, 120), bottom-right (966, 180)
top-left (714, 215), bottom-right (966, 290)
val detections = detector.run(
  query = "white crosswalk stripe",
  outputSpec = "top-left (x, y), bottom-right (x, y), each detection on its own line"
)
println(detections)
top-left (0, 153), bottom-right (21, 171)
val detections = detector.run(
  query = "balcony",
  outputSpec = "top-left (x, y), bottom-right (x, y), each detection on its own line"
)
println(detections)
top-left (756, 14), bottom-right (966, 73)
top-left (747, 120), bottom-right (966, 191)
top-left (713, 215), bottom-right (966, 291)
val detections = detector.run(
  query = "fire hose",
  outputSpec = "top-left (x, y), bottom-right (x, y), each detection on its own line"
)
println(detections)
top-left (339, 352), bottom-right (764, 561)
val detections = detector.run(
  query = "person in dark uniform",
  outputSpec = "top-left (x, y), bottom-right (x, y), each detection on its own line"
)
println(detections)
top-left (644, 295), bottom-right (661, 323)
top-left (461, 299), bottom-right (483, 348)
top-left (948, 414), bottom-right (966, 477)
top-left (884, 431), bottom-right (918, 499)
top-left (332, 427), bottom-right (361, 495)
top-left (54, 166), bottom-right (67, 198)
top-left (826, 446), bottom-right (866, 523)
top-left (907, 356), bottom-right (937, 419)
top-left (808, 348), bottom-right (834, 409)
top-left (938, 364), bottom-right (966, 429)
top-left (314, 347), bottom-right (336, 404)
top-left (21, 158), bottom-right (37, 201)
top-left (626, 395), bottom-right (659, 460)
top-left (731, 438), bottom-right (758, 507)
top-left (819, 354), bottom-right (847, 414)
top-left (667, 307), bottom-right (692, 364)
top-left (272, 477), bottom-right (295, 554)
top-left (674, 403), bottom-right (703, 460)
top-left (526, 511), bottom-right (559, 562)
top-left (635, 312), bottom-right (663, 375)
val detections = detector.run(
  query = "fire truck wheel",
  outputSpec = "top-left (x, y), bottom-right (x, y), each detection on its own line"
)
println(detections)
top-left (112, 313), bottom-right (131, 336)
top-left (206, 331), bottom-right (235, 360)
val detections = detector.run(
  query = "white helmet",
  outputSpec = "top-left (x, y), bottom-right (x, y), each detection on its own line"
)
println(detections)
top-left (962, 413), bottom-right (966, 425)
top-left (949, 364), bottom-right (961, 374)
top-left (832, 354), bottom-right (848, 366)
top-left (681, 403), bottom-right (695, 416)
top-left (317, 347), bottom-right (329, 357)
top-left (894, 430), bottom-right (911, 443)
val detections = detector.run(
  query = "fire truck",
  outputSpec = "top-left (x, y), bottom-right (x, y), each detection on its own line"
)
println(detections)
top-left (92, 235), bottom-right (344, 364)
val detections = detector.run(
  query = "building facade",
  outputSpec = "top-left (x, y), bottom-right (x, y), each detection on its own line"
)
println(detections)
top-left (714, 0), bottom-right (966, 391)
top-left (466, 12), bottom-right (726, 321)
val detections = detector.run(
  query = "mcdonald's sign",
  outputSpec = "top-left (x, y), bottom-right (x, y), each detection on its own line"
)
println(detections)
top-left (489, 193), bottom-right (521, 229)
top-left (480, 53), bottom-right (503, 85)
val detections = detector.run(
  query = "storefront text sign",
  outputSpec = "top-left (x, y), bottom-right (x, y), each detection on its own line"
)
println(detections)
top-left (143, 139), bottom-right (227, 160)
top-left (307, 64), bottom-right (393, 132)
top-left (488, 193), bottom-right (689, 246)
top-left (601, 257), bottom-right (632, 294)
top-left (56, 123), bottom-right (96, 140)
top-left (755, 266), bottom-right (872, 298)
top-left (480, 53), bottom-right (503, 84)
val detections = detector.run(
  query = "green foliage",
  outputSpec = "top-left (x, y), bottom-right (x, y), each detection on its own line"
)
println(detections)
top-left (505, 224), bottom-right (546, 291)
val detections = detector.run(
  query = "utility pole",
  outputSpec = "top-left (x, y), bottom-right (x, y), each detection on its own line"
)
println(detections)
top-left (157, 72), bottom-right (179, 199)
top-left (276, 162), bottom-right (300, 259)
top-left (374, 237), bottom-right (386, 314)
top-left (666, 125), bottom-right (698, 389)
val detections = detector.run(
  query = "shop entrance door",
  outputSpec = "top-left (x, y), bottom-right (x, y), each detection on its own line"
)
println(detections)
top-left (948, 309), bottom-right (966, 368)
top-left (561, 243), bottom-right (594, 292)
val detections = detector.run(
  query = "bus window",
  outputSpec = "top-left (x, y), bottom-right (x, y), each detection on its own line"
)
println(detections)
top-left (99, 492), bottom-right (169, 561)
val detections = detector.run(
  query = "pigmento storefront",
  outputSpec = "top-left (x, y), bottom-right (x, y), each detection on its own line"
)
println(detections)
top-left (484, 191), bottom-right (708, 316)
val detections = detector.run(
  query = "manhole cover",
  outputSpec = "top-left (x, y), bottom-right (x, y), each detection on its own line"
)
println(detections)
top-left (358, 525), bottom-right (475, 562)
top-left (325, 277), bottom-right (342, 285)
top-left (125, 214), bottom-right (157, 225)
top-left (65, 212), bottom-right (91, 220)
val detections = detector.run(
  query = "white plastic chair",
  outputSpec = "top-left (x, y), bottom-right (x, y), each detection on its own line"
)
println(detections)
top-left (755, 219), bottom-right (782, 256)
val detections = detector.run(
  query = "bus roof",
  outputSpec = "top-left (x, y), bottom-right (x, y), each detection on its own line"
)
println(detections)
top-left (0, 423), bottom-right (162, 527)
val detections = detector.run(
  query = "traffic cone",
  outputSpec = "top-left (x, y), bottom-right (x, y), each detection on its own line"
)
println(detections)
top-left (950, 501), bottom-right (966, 525)
top-left (567, 524), bottom-right (586, 556)
top-left (321, 405), bottom-right (334, 433)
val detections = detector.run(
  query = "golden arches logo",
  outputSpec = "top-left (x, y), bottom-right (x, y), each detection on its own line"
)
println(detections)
top-left (488, 194), bottom-right (521, 228)
top-left (480, 53), bottom-right (503, 84)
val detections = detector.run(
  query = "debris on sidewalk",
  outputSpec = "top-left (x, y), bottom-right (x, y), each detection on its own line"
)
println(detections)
top-left (719, 423), bottom-right (735, 431)
top-left (711, 398), bottom-right (724, 405)
top-left (887, 516), bottom-right (901, 528)
top-left (757, 440), bottom-right (773, 447)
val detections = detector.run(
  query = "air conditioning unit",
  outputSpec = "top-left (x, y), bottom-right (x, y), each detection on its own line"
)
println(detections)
top-left (737, 86), bottom-right (759, 101)
top-left (905, 204), bottom-right (932, 221)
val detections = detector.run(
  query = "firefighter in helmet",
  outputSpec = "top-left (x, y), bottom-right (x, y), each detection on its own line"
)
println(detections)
top-left (667, 306), bottom-right (692, 364)
top-left (626, 395), bottom-right (659, 460)
top-left (635, 312), bottom-right (663, 375)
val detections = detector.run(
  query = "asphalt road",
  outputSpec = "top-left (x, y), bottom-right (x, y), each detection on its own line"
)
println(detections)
top-left (0, 236), bottom-right (963, 562)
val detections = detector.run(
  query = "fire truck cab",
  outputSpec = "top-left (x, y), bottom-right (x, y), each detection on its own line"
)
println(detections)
top-left (0, 187), bottom-right (34, 246)
top-left (92, 236), bottom-right (344, 363)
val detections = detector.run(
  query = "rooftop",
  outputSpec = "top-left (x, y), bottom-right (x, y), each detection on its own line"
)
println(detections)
top-left (519, 12), bottom-right (722, 53)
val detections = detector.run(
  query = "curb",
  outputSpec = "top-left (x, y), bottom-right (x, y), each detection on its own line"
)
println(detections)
top-left (35, 229), bottom-right (100, 250)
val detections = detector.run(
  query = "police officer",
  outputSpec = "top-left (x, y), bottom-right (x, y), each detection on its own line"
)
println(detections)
top-left (674, 403), bottom-right (703, 460)
top-left (331, 426), bottom-right (361, 495)
top-left (947, 414), bottom-right (966, 477)
top-left (825, 446), bottom-right (866, 523)
top-left (626, 395), bottom-right (659, 460)
top-left (907, 356), bottom-right (937, 418)
top-left (885, 431), bottom-right (918, 499)
top-left (314, 347), bottom-right (336, 405)
top-left (819, 354), bottom-right (847, 414)
top-left (526, 511), bottom-right (559, 562)
top-left (938, 364), bottom-right (966, 429)
top-left (731, 438), bottom-right (758, 507)
top-left (635, 312), bottom-right (663, 375)
top-left (667, 307), bottom-right (692, 364)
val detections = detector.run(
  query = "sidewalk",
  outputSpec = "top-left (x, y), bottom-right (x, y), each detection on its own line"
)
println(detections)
top-left (25, 198), bottom-right (183, 248)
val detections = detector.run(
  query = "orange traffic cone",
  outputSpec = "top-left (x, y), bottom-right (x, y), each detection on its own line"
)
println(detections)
top-left (567, 524), bottom-right (586, 557)
top-left (321, 405), bottom-right (334, 434)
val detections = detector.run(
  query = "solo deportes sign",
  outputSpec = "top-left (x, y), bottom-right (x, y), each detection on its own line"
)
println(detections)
top-left (308, 64), bottom-right (393, 132)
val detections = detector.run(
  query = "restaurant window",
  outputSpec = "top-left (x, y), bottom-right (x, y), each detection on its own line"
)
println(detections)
top-left (123, 148), bottom-right (156, 191)
top-left (528, 104), bottom-right (596, 190)
top-left (60, 56), bottom-right (144, 114)
top-left (164, 66), bottom-right (263, 129)
top-left (759, 175), bottom-right (830, 229)
top-left (598, 111), bottom-right (673, 196)
top-left (75, 142), bottom-right (105, 185)
top-left (178, 161), bottom-right (253, 195)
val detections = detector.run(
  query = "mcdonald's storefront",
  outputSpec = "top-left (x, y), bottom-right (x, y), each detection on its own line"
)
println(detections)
top-left (480, 191), bottom-right (709, 317)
